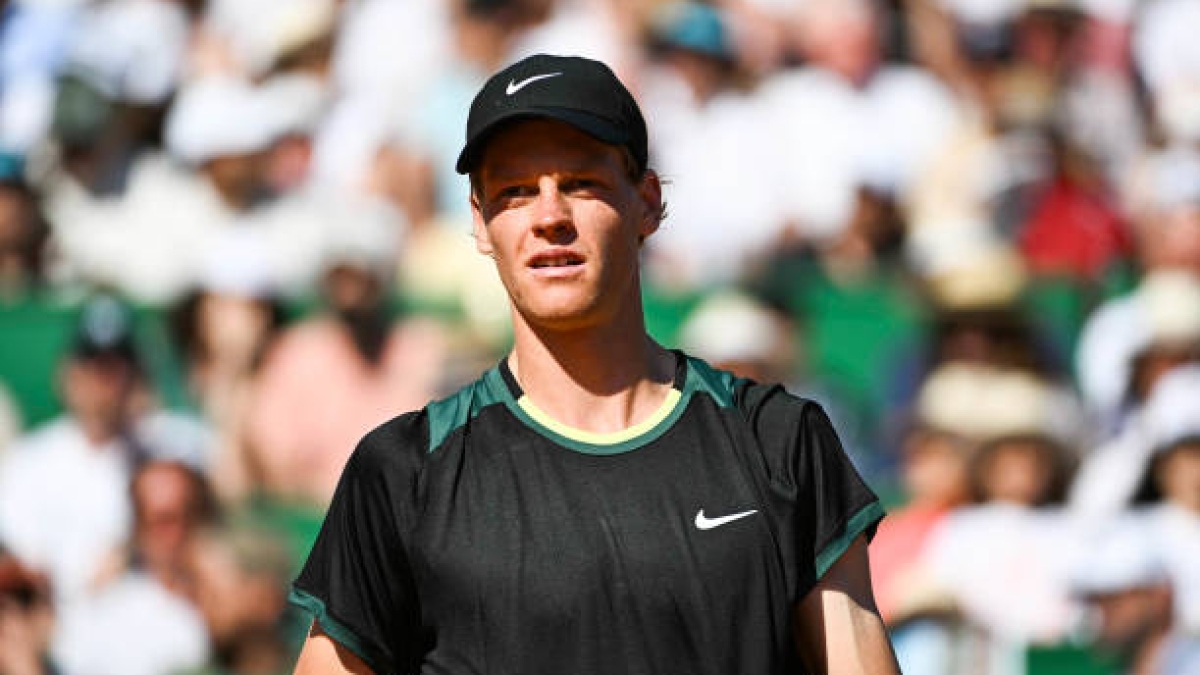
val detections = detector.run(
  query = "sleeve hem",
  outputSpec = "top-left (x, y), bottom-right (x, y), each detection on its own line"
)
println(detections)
top-left (814, 501), bottom-right (885, 580)
top-left (288, 586), bottom-right (392, 675)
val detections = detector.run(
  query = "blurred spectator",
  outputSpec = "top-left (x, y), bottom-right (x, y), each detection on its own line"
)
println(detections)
top-left (198, 0), bottom-right (336, 81)
top-left (1086, 147), bottom-right (1200, 424)
top-left (1070, 272), bottom-right (1200, 524)
top-left (640, 1), bottom-right (782, 289)
top-left (181, 523), bottom-right (294, 675)
top-left (395, 0), bottom-right (539, 222)
top-left (54, 460), bottom-right (213, 675)
top-left (256, 74), bottom-right (327, 197)
top-left (917, 365), bottom-right (1084, 646)
top-left (243, 220), bottom-right (449, 506)
top-left (0, 173), bottom-right (50, 300)
top-left (55, 72), bottom-right (360, 304)
top-left (1076, 268), bottom-right (1200, 434)
top-left (37, 0), bottom-right (191, 248)
top-left (170, 252), bottom-right (284, 504)
top-left (870, 365), bottom-right (976, 624)
top-left (1122, 147), bottom-right (1200, 279)
top-left (678, 289), bottom-right (793, 383)
top-left (1071, 520), bottom-right (1199, 675)
top-left (0, 2), bottom-right (74, 155)
top-left (0, 551), bottom-right (57, 675)
top-left (752, 189), bottom-right (929, 451)
top-left (1127, 365), bottom-right (1200, 638)
top-left (0, 295), bottom-right (210, 609)
top-left (1132, 0), bottom-right (1200, 146)
top-left (761, 0), bottom-right (960, 243)
top-left (1015, 132), bottom-right (1132, 282)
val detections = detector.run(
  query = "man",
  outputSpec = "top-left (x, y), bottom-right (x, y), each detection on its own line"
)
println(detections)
top-left (0, 295), bottom-right (211, 608)
top-left (290, 54), bottom-right (899, 675)
top-left (53, 460), bottom-right (212, 675)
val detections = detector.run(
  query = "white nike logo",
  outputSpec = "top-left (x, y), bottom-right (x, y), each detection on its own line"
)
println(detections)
top-left (694, 509), bottom-right (758, 530)
top-left (506, 72), bottom-right (563, 95)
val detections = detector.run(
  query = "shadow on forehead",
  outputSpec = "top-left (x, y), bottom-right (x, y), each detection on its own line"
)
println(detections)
top-left (475, 118), bottom-right (629, 179)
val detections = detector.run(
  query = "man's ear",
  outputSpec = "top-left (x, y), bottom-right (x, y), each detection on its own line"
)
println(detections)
top-left (471, 194), bottom-right (494, 257)
top-left (637, 170), bottom-right (663, 241)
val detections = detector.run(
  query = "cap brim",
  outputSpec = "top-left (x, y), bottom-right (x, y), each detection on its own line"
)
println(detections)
top-left (455, 106), bottom-right (630, 174)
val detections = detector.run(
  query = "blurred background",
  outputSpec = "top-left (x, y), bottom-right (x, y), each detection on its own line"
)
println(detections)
top-left (0, 0), bottom-right (1198, 673)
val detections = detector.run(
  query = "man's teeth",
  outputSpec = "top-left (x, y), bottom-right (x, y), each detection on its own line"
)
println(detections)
top-left (534, 258), bottom-right (580, 268)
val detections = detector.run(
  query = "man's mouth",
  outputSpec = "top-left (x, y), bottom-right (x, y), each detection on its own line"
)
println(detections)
top-left (529, 251), bottom-right (585, 269)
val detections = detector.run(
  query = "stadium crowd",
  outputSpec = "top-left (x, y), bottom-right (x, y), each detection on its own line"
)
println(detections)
top-left (0, 0), bottom-right (1198, 673)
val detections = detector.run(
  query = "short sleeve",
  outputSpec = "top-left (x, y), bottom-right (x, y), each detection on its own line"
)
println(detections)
top-left (290, 413), bottom-right (429, 675)
top-left (792, 402), bottom-right (884, 579)
top-left (742, 386), bottom-right (884, 598)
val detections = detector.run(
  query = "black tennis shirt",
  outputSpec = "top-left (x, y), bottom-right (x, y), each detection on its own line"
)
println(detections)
top-left (291, 352), bottom-right (883, 675)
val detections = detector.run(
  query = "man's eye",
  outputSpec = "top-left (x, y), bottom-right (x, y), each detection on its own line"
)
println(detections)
top-left (497, 185), bottom-right (534, 199)
top-left (563, 178), bottom-right (598, 192)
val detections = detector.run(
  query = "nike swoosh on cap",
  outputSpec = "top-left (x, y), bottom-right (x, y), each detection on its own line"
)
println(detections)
top-left (694, 509), bottom-right (758, 530)
top-left (506, 72), bottom-right (563, 96)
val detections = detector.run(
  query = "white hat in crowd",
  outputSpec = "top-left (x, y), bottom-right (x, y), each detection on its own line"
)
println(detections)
top-left (165, 77), bottom-right (280, 165)
top-left (203, 0), bottom-right (336, 76)
top-left (916, 362), bottom-right (1081, 446)
top-left (257, 73), bottom-right (329, 140)
top-left (1076, 270), bottom-right (1200, 415)
top-left (1126, 147), bottom-right (1200, 218)
top-left (67, 0), bottom-right (189, 104)
top-left (679, 291), bottom-right (783, 365)
top-left (907, 222), bottom-right (1027, 310)
top-left (321, 205), bottom-right (401, 279)
top-left (1141, 364), bottom-right (1200, 456)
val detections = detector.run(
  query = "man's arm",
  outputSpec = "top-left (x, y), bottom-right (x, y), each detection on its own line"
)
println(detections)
top-left (793, 534), bottom-right (901, 675)
top-left (293, 622), bottom-right (377, 675)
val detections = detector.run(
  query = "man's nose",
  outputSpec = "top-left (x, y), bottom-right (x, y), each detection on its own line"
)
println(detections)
top-left (531, 177), bottom-right (573, 239)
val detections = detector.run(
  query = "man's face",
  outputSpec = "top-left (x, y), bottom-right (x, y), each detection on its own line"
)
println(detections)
top-left (61, 354), bottom-right (135, 438)
top-left (1155, 442), bottom-right (1200, 513)
top-left (470, 119), bottom-right (661, 332)
top-left (133, 463), bottom-right (204, 570)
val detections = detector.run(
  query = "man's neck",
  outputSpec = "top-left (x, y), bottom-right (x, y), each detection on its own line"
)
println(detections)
top-left (508, 313), bottom-right (676, 436)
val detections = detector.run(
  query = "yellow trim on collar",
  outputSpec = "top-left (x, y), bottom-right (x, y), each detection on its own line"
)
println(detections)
top-left (516, 389), bottom-right (683, 446)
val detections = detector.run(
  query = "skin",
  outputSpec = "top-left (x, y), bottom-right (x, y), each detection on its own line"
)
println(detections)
top-left (1155, 443), bottom-right (1200, 513)
top-left (293, 118), bottom-right (900, 675)
top-left (471, 119), bottom-right (676, 433)
top-left (902, 431), bottom-right (971, 508)
top-left (59, 355), bottom-right (136, 446)
top-left (977, 440), bottom-right (1053, 506)
top-left (131, 462), bottom-right (210, 595)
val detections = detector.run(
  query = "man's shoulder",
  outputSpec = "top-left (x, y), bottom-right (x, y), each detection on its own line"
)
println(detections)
top-left (423, 363), bottom-right (511, 453)
top-left (4, 417), bottom-right (83, 469)
top-left (350, 363), bottom-right (505, 456)
top-left (681, 353), bottom-right (819, 418)
top-left (346, 410), bottom-right (432, 479)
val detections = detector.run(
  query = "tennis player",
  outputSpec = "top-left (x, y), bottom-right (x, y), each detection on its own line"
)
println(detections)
top-left (290, 54), bottom-right (900, 675)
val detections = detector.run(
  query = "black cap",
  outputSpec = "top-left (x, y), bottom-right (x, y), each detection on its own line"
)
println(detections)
top-left (70, 294), bottom-right (138, 363)
top-left (455, 54), bottom-right (648, 175)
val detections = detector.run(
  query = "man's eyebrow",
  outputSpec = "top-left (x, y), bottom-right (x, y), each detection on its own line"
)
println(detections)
top-left (483, 162), bottom-right (605, 186)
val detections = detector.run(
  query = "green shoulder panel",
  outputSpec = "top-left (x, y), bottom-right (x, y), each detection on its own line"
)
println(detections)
top-left (683, 355), bottom-right (745, 409)
top-left (425, 368), bottom-right (509, 453)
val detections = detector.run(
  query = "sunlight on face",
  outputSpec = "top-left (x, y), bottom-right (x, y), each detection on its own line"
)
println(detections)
top-left (470, 119), bottom-right (661, 333)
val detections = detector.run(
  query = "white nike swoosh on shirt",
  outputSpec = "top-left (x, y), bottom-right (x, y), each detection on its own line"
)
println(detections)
top-left (506, 72), bottom-right (563, 95)
top-left (694, 509), bottom-right (758, 530)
